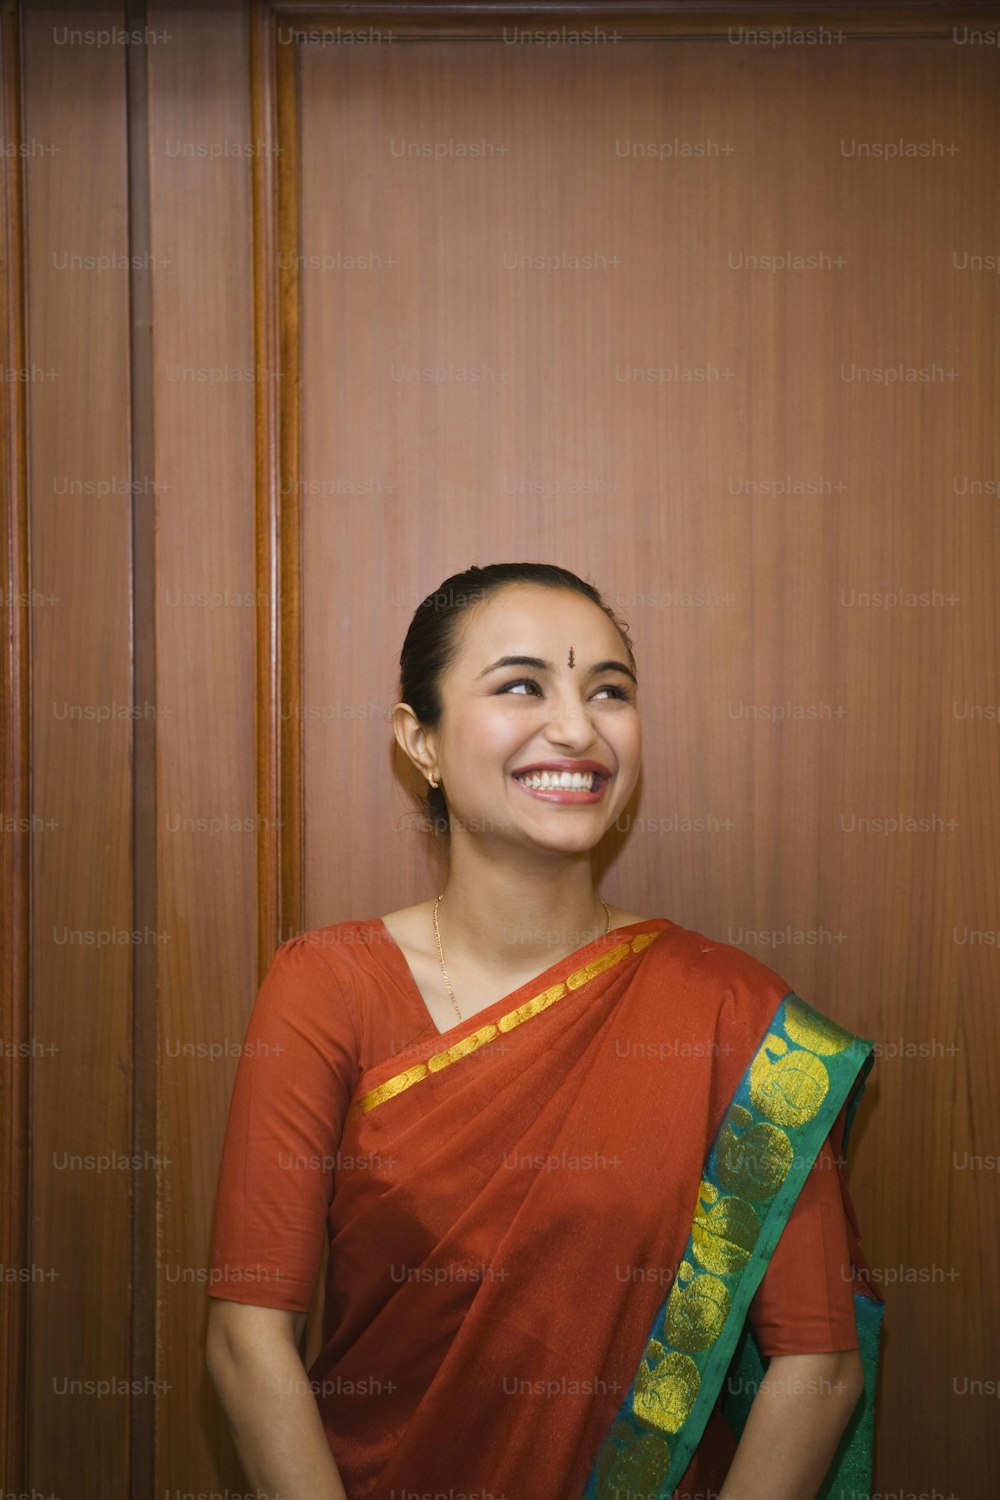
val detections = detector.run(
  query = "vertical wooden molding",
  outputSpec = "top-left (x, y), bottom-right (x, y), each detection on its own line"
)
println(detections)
top-left (124, 3), bottom-right (157, 1493)
top-left (275, 17), bottom-right (304, 947)
top-left (252, 0), bottom-right (304, 975)
top-left (0, 0), bottom-right (29, 1486)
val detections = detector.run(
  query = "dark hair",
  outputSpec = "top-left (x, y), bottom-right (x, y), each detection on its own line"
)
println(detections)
top-left (398, 563), bottom-right (636, 836)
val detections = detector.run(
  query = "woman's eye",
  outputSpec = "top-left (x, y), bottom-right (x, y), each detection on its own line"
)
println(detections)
top-left (498, 679), bottom-right (632, 702)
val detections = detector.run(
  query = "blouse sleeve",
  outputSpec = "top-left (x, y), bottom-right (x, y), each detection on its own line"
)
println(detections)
top-left (208, 934), bottom-right (360, 1311)
top-left (747, 1135), bottom-right (860, 1356)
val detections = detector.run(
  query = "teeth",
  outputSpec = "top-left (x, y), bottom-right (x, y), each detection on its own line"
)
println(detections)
top-left (515, 770), bottom-right (598, 791)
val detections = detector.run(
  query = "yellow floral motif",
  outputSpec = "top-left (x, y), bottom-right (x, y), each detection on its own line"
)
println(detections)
top-left (426, 1023), bottom-right (500, 1070)
top-left (783, 999), bottom-right (852, 1056)
top-left (566, 940), bottom-right (633, 989)
top-left (597, 1428), bottom-right (672, 1500)
top-left (715, 1106), bottom-right (793, 1200)
top-left (749, 1034), bottom-right (829, 1127)
top-left (691, 1181), bottom-right (761, 1275)
top-left (664, 1257), bottom-right (731, 1351)
top-left (496, 981), bottom-right (567, 1032)
top-left (589, 995), bottom-right (866, 1499)
top-left (349, 1062), bottom-right (428, 1116)
top-left (633, 1350), bottom-right (701, 1435)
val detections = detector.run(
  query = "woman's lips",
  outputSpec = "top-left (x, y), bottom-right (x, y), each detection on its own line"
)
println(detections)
top-left (511, 773), bottom-right (610, 805)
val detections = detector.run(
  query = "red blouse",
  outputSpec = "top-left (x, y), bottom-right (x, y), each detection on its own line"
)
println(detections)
top-left (209, 921), bottom-right (860, 1356)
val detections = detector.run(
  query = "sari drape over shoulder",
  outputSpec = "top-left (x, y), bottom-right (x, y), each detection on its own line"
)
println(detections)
top-left (209, 918), bottom-right (881, 1500)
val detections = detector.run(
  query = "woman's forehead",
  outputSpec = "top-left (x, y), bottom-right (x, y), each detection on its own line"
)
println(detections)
top-left (460, 586), bottom-right (614, 645)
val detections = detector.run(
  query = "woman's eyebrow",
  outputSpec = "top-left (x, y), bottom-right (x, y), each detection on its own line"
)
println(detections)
top-left (477, 655), bottom-right (637, 686)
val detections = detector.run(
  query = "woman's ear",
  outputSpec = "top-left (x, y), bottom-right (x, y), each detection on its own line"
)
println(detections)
top-left (391, 701), bottom-right (437, 782)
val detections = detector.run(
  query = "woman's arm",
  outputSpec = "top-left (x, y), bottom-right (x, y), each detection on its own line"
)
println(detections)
top-left (719, 1349), bottom-right (865, 1500)
top-left (206, 1299), bottom-right (350, 1500)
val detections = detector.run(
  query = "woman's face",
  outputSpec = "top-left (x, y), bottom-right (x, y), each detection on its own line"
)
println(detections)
top-left (427, 585), bottom-right (641, 855)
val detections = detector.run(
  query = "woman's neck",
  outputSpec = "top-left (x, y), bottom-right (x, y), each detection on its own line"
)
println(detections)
top-left (435, 837), bottom-right (609, 974)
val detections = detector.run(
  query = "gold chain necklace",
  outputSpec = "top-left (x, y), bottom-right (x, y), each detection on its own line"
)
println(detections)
top-left (431, 894), bottom-right (613, 1022)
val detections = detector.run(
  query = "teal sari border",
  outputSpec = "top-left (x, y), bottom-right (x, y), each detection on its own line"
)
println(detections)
top-left (584, 994), bottom-right (876, 1500)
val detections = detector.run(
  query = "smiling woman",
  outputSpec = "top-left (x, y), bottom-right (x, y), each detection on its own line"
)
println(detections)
top-left (205, 562), bottom-right (881, 1500)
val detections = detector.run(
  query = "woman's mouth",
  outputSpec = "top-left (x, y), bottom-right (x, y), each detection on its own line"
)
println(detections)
top-left (511, 768), bottom-right (610, 804)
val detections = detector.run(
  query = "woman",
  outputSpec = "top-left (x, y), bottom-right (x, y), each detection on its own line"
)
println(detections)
top-left (207, 562), bottom-right (881, 1500)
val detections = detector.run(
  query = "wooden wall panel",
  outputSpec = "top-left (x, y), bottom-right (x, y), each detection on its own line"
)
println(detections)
top-left (147, 1), bottom-right (259, 1490)
top-left (4, 5), bottom-right (997, 1496)
top-left (21, 3), bottom-right (133, 1492)
top-left (295, 26), bottom-right (999, 1498)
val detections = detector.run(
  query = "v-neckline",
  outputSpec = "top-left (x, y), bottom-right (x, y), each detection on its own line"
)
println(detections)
top-left (371, 915), bottom-right (671, 1042)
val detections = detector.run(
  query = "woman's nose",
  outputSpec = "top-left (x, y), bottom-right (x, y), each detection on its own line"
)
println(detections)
top-left (541, 694), bottom-right (598, 743)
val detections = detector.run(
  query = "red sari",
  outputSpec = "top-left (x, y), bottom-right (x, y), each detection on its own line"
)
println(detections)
top-left (209, 917), bottom-right (868, 1500)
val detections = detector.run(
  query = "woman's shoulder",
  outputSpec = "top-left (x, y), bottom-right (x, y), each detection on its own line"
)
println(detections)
top-left (270, 916), bottom-right (395, 967)
top-left (611, 908), bottom-right (648, 928)
top-left (253, 918), bottom-right (406, 1044)
top-left (646, 916), bottom-right (794, 1020)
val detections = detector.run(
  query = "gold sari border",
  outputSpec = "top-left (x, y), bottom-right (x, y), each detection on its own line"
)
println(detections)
top-left (348, 929), bottom-right (661, 1121)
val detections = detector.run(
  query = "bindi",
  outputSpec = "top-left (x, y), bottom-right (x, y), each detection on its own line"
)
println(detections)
top-left (568, 646), bottom-right (575, 669)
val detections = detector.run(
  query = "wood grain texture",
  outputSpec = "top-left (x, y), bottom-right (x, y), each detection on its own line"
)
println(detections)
top-left (280, 1), bottom-right (1000, 39)
top-left (253, 0), bottom-right (306, 974)
top-left (21, 3), bottom-right (133, 1492)
top-left (0, 0), bottom-right (30, 1484)
top-left (124, 4), bottom-right (157, 1489)
top-left (295, 27), bottom-right (999, 1496)
top-left (147, 1), bottom-right (259, 1490)
top-left (5, 3), bottom-right (998, 1495)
